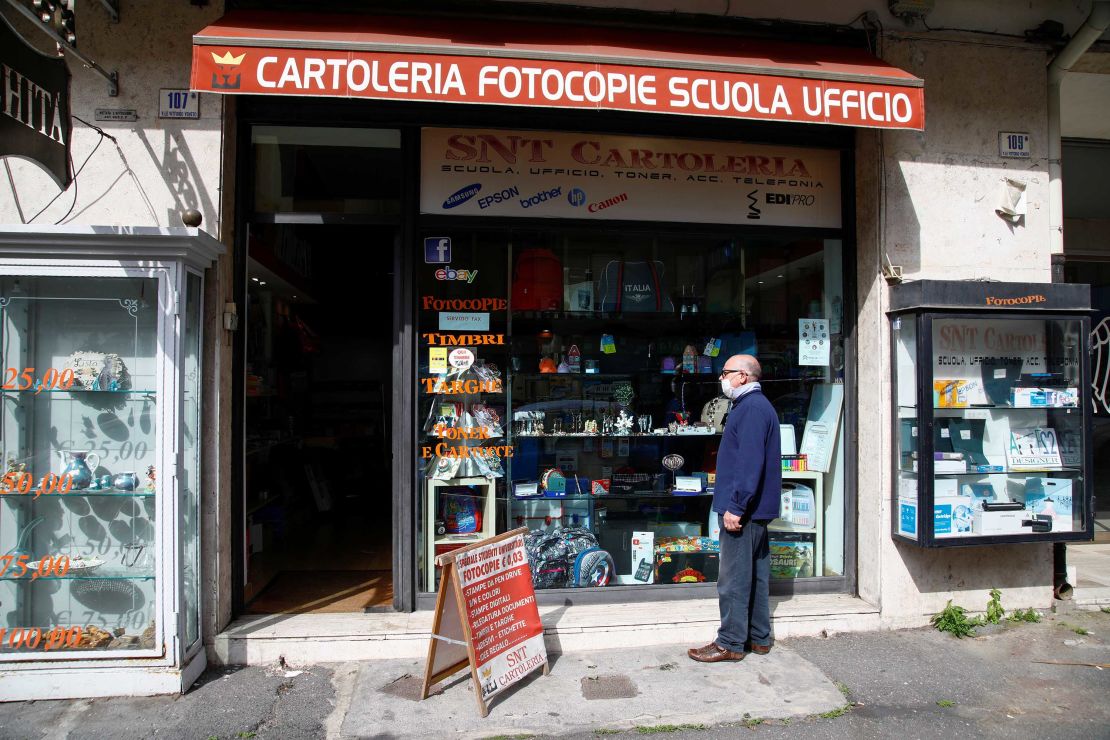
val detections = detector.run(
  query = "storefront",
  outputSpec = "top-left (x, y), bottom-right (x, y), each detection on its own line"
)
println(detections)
top-left (2, 0), bottom-right (1102, 698)
top-left (190, 10), bottom-right (924, 613)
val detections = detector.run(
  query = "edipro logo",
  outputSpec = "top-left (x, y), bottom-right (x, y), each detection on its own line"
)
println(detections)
top-left (443, 183), bottom-right (482, 209)
top-left (567, 188), bottom-right (586, 207)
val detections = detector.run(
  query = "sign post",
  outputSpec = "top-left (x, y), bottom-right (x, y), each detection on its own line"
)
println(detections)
top-left (421, 527), bottom-right (548, 717)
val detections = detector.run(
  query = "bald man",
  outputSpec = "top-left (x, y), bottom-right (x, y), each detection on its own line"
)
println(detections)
top-left (689, 354), bottom-right (781, 663)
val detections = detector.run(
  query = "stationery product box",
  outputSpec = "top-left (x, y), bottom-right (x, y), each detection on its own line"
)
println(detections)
top-left (898, 498), bottom-right (917, 537)
top-left (654, 551), bottom-right (720, 584)
top-left (934, 479), bottom-right (960, 498)
top-left (933, 379), bottom-right (988, 407)
top-left (603, 524), bottom-right (698, 582)
top-left (933, 495), bottom-right (974, 537)
top-left (898, 496), bottom-right (974, 537)
top-left (1012, 477), bottom-right (1074, 533)
top-left (769, 531), bottom-right (816, 578)
top-left (972, 509), bottom-right (1027, 535)
top-left (1010, 387), bottom-right (1079, 408)
top-left (630, 531), bottom-right (654, 584)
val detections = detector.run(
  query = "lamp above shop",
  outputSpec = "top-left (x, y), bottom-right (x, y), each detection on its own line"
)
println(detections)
top-left (3, 0), bottom-right (118, 94)
top-left (31, 0), bottom-right (76, 44)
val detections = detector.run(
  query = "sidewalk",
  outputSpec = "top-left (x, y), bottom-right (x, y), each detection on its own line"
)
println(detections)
top-left (0, 606), bottom-right (1107, 739)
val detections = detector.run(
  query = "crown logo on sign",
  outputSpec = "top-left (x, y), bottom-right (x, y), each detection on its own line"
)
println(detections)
top-left (210, 51), bottom-right (246, 66)
top-left (480, 665), bottom-right (492, 679)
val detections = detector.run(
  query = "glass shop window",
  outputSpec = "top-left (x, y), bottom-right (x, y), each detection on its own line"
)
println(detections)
top-left (416, 228), bottom-right (846, 592)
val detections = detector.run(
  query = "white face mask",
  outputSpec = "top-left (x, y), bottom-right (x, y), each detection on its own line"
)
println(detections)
top-left (720, 377), bottom-right (737, 398)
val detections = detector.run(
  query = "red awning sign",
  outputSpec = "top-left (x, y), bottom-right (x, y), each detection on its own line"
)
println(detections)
top-left (192, 12), bottom-right (924, 130)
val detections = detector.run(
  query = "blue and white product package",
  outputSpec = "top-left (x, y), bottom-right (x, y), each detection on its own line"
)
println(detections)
top-left (708, 511), bottom-right (721, 542)
top-left (934, 496), bottom-right (974, 537)
top-left (1018, 477), bottom-right (1074, 532)
top-left (780, 481), bottom-right (815, 528)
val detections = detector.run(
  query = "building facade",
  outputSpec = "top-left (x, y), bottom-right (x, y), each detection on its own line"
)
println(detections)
top-left (1, 0), bottom-right (1107, 696)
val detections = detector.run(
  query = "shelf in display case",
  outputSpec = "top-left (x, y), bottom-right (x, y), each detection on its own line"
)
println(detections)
top-left (900, 465), bottom-right (1082, 476)
top-left (0, 566), bottom-right (154, 582)
top-left (511, 492), bottom-right (714, 502)
top-left (0, 389), bottom-right (157, 396)
top-left (512, 432), bottom-right (723, 439)
top-left (1, 489), bottom-right (154, 499)
top-left (932, 404), bottom-right (1080, 412)
top-left (511, 372), bottom-right (720, 380)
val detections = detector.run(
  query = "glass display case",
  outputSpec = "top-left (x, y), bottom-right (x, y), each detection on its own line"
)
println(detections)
top-left (889, 280), bottom-right (1093, 546)
top-left (0, 226), bottom-right (223, 699)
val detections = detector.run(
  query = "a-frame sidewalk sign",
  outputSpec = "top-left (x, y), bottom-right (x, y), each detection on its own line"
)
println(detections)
top-left (421, 527), bottom-right (549, 717)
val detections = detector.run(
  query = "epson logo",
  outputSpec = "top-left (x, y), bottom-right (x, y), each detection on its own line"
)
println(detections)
top-left (443, 183), bottom-right (482, 209)
top-left (520, 186), bottom-right (561, 208)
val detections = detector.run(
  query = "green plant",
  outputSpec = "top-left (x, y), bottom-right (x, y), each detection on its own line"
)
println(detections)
top-left (595, 731), bottom-right (621, 737)
top-left (743, 717), bottom-right (764, 728)
top-left (985, 589), bottom-right (1004, 624)
top-left (835, 680), bottom-right (850, 697)
top-left (1007, 607), bottom-right (1041, 623)
top-left (931, 600), bottom-right (978, 638)
top-left (236, 733), bottom-right (257, 740)
top-left (1100, 606), bottom-right (1110, 614)
top-left (818, 704), bottom-right (852, 719)
top-left (634, 725), bottom-right (706, 734)
top-left (937, 699), bottom-right (955, 708)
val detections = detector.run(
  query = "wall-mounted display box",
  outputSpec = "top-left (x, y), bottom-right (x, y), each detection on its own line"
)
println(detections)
top-left (0, 226), bottom-right (223, 699)
top-left (889, 280), bottom-right (1093, 546)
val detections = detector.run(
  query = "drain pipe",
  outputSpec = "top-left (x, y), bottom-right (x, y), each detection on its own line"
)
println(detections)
top-left (1046, 1), bottom-right (1110, 600)
top-left (1047, 1), bottom-right (1110, 255)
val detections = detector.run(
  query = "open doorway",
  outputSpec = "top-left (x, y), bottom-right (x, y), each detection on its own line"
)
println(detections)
top-left (242, 223), bottom-right (395, 613)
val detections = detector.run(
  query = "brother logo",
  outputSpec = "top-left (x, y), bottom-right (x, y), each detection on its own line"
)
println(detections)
top-left (520, 186), bottom-right (561, 208)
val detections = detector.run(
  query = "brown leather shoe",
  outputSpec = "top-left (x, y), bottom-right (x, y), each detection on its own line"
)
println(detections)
top-left (688, 642), bottom-right (746, 662)
top-left (749, 643), bottom-right (771, 655)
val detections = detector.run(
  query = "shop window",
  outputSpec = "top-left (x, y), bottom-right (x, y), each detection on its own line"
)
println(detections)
top-left (252, 126), bottom-right (401, 215)
top-left (417, 228), bottom-right (846, 592)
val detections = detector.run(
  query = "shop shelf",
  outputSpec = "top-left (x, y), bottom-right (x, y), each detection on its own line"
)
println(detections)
top-left (0, 566), bottom-right (155, 581)
top-left (1, 490), bottom-right (154, 499)
top-left (0, 389), bottom-right (157, 395)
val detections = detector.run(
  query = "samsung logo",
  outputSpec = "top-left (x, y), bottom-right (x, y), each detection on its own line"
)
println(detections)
top-left (443, 183), bottom-right (482, 209)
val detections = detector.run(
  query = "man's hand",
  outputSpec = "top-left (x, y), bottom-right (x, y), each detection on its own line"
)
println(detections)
top-left (723, 511), bottom-right (742, 532)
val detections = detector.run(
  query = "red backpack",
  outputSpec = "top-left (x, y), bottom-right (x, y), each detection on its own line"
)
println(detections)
top-left (512, 248), bottom-right (563, 311)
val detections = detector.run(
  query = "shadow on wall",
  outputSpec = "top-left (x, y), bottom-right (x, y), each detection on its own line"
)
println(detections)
top-left (879, 132), bottom-right (923, 279)
top-left (896, 539), bottom-right (1051, 598)
top-left (136, 128), bottom-right (218, 227)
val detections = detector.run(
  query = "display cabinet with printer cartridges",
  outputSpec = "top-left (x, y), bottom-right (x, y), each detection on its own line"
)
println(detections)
top-left (889, 280), bottom-right (1093, 546)
top-left (0, 226), bottom-right (223, 699)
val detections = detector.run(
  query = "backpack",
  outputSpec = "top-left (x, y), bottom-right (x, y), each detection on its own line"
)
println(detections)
top-left (598, 260), bottom-right (674, 313)
top-left (512, 248), bottom-right (563, 310)
top-left (571, 547), bottom-right (615, 587)
top-left (523, 526), bottom-right (600, 589)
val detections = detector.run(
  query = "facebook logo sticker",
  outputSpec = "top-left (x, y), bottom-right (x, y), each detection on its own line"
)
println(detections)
top-left (424, 237), bottom-right (452, 264)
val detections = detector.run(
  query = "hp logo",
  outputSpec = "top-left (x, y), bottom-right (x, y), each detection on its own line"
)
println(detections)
top-left (567, 188), bottom-right (586, 207)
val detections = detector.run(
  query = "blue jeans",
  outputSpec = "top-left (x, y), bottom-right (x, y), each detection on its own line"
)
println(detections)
top-left (716, 516), bottom-right (771, 652)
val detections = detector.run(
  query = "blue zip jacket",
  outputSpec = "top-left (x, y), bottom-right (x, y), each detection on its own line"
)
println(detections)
top-left (712, 388), bottom-right (782, 521)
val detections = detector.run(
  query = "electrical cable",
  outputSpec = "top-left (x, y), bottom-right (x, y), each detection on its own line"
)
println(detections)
top-left (25, 115), bottom-right (114, 225)
top-left (920, 19), bottom-right (1029, 40)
